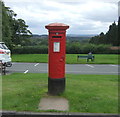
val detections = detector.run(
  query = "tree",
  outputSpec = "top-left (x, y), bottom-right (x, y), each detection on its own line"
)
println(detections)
top-left (89, 21), bottom-right (118, 46)
top-left (118, 17), bottom-right (120, 46)
top-left (107, 22), bottom-right (117, 45)
top-left (1, 1), bottom-right (32, 48)
top-left (2, 2), bottom-right (12, 48)
top-left (11, 18), bottom-right (32, 45)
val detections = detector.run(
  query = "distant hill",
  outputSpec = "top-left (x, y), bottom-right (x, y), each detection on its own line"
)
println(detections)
top-left (67, 34), bottom-right (97, 37)
top-left (29, 34), bottom-right (97, 46)
top-left (31, 34), bottom-right (48, 38)
top-left (66, 34), bottom-right (97, 42)
top-left (31, 34), bottom-right (97, 41)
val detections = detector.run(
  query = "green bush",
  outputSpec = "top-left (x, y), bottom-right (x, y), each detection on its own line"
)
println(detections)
top-left (66, 42), bottom-right (81, 54)
top-left (12, 46), bottom-right (48, 54)
top-left (12, 44), bottom-right (119, 54)
top-left (67, 43), bottom-right (119, 54)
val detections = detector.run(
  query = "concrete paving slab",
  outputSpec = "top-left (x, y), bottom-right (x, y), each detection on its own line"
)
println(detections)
top-left (39, 97), bottom-right (69, 111)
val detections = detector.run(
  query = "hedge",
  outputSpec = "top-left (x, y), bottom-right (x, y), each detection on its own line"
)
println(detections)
top-left (12, 44), bottom-right (119, 54)
top-left (12, 46), bottom-right (48, 54)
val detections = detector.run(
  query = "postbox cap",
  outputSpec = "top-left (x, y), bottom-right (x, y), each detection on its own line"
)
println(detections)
top-left (45, 22), bottom-right (69, 30)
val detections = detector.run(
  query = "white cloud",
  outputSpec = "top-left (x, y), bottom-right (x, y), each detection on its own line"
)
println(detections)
top-left (118, 1), bottom-right (120, 17)
top-left (3, 0), bottom-right (119, 34)
top-left (3, 0), bottom-right (120, 3)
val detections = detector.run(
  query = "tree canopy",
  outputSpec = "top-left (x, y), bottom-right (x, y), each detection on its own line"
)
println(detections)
top-left (89, 21), bottom-right (119, 46)
top-left (1, 1), bottom-right (32, 49)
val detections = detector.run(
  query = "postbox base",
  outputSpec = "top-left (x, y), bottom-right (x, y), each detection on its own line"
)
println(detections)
top-left (48, 77), bottom-right (65, 95)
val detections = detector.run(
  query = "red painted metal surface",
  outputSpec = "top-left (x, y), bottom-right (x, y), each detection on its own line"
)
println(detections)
top-left (45, 23), bottom-right (69, 79)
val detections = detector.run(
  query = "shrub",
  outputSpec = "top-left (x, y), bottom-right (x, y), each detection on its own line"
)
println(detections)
top-left (12, 44), bottom-right (119, 54)
top-left (12, 46), bottom-right (48, 54)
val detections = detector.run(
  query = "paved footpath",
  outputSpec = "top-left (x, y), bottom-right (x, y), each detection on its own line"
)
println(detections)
top-left (39, 96), bottom-right (69, 111)
top-left (6, 62), bottom-right (119, 75)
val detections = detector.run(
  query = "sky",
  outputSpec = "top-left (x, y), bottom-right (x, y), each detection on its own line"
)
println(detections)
top-left (3, 0), bottom-right (120, 35)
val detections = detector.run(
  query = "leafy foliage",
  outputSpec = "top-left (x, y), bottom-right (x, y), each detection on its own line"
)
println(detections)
top-left (12, 43), bottom-right (119, 54)
top-left (89, 21), bottom-right (119, 46)
top-left (1, 1), bottom-right (32, 49)
top-left (118, 17), bottom-right (120, 46)
top-left (12, 46), bottom-right (48, 54)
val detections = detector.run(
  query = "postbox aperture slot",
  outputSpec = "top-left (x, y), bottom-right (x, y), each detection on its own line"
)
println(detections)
top-left (53, 42), bottom-right (60, 52)
top-left (52, 36), bottom-right (62, 38)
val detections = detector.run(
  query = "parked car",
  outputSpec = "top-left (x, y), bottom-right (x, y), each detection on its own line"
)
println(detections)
top-left (0, 42), bottom-right (12, 67)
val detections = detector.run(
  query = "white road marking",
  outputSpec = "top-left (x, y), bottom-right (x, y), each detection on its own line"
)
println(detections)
top-left (24, 70), bottom-right (29, 74)
top-left (34, 63), bottom-right (39, 66)
top-left (86, 64), bottom-right (94, 68)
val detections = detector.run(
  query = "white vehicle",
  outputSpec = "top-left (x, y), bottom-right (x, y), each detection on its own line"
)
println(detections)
top-left (0, 42), bottom-right (12, 67)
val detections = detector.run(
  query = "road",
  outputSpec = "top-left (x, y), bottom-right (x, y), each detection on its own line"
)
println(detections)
top-left (6, 62), bottom-right (119, 75)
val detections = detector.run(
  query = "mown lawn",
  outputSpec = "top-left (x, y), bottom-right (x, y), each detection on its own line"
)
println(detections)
top-left (2, 73), bottom-right (118, 113)
top-left (12, 54), bottom-right (119, 64)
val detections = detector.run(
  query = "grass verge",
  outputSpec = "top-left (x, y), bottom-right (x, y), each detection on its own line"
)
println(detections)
top-left (2, 73), bottom-right (118, 113)
top-left (12, 54), bottom-right (119, 64)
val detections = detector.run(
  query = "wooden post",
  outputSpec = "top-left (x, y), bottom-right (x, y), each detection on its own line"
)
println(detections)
top-left (0, 60), bottom-right (6, 75)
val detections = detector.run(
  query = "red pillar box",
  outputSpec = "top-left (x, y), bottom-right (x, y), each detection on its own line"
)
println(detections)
top-left (45, 23), bottom-right (69, 95)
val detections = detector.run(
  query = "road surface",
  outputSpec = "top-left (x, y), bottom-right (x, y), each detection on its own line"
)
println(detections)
top-left (6, 62), bottom-right (119, 75)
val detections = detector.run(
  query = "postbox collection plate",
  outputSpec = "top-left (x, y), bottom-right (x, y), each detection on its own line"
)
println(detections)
top-left (53, 42), bottom-right (60, 52)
